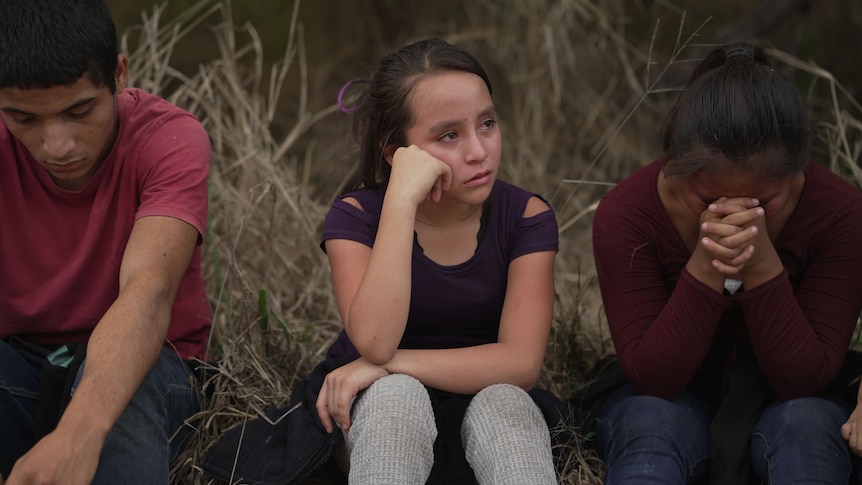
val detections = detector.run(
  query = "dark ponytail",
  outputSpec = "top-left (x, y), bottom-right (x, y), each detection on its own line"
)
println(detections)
top-left (662, 42), bottom-right (808, 178)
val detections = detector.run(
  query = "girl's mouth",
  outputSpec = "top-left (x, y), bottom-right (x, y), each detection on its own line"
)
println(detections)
top-left (465, 170), bottom-right (492, 187)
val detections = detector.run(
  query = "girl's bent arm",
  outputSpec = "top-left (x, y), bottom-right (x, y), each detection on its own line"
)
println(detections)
top-left (326, 202), bottom-right (413, 366)
top-left (329, 148), bottom-right (452, 364)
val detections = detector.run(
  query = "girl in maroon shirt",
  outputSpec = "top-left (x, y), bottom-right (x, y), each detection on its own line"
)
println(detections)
top-left (592, 42), bottom-right (862, 484)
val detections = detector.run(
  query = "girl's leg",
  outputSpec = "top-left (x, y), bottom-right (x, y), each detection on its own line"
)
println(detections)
top-left (750, 395), bottom-right (852, 484)
top-left (461, 383), bottom-right (556, 485)
top-left (346, 373), bottom-right (436, 485)
top-left (595, 385), bottom-right (712, 485)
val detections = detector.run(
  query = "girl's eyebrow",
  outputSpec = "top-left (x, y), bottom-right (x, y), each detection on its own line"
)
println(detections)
top-left (426, 105), bottom-right (496, 134)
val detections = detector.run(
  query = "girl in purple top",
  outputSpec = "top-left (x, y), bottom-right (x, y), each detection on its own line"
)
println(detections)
top-left (316, 39), bottom-right (560, 484)
top-left (592, 42), bottom-right (862, 483)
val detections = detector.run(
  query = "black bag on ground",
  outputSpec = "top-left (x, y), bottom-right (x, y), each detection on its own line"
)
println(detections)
top-left (567, 354), bottom-right (627, 440)
top-left (34, 342), bottom-right (88, 440)
top-left (203, 357), bottom-right (353, 485)
top-left (8, 337), bottom-right (88, 441)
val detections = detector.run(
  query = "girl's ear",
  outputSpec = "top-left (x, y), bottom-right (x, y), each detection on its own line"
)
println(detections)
top-left (383, 144), bottom-right (398, 165)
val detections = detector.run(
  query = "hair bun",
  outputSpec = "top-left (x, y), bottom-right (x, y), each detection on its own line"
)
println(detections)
top-left (725, 48), bottom-right (754, 61)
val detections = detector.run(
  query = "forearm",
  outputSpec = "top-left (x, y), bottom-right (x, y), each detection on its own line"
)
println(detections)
top-left (54, 215), bottom-right (196, 441)
top-left (615, 269), bottom-right (729, 399)
top-left (741, 242), bottom-right (783, 290)
top-left (346, 197), bottom-right (416, 363)
top-left (684, 244), bottom-right (727, 293)
top-left (56, 274), bottom-right (171, 440)
top-left (384, 343), bottom-right (545, 394)
top-left (741, 271), bottom-right (849, 398)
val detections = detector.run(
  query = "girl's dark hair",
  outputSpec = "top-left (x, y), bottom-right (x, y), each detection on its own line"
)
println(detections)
top-left (344, 38), bottom-right (492, 193)
top-left (662, 42), bottom-right (809, 178)
top-left (0, 0), bottom-right (119, 92)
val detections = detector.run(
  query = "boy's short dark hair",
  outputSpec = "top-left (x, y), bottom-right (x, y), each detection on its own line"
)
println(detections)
top-left (0, 0), bottom-right (119, 92)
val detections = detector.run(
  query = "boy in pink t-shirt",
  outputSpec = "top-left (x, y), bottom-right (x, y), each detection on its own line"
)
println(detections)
top-left (0, 0), bottom-right (211, 483)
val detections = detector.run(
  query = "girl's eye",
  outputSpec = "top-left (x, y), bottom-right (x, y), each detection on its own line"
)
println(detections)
top-left (12, 116), bottom-right (35, 125)
top-left (481, 118), bottom-right (497, 129)
top-left (439, 131), bottom-right (458, 142)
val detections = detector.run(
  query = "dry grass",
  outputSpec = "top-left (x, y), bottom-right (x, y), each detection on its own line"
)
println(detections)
top-left (115, 1), bottom-right (862, 483)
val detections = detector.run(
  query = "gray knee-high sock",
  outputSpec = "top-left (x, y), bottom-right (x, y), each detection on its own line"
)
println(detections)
top-left (346, 373), bottom-right (437, 485)
top-left (462, 384), bottom-right (557, 485)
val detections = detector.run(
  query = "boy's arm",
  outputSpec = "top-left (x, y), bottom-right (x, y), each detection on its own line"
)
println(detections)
top-left (7, 215), bottom-right (198, 485)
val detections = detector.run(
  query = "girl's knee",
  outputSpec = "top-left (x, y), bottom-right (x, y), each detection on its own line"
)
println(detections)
top-left (468, 384), bottom-right (540, 419)
top-left (613, 394), bottom-right (702, 427)
top-left (464, 384), bottom-right (547, 437)
top-left (472, 383), bottom-right (531, 406)
top-left (352, 374), bottom-right (435, 434)
top-left (462, 385), bottom-right (556, 484)
top-left (597, 394), bottom-right (711, 451)
top-left (360, 374), bottom-right (429, 413)
top-left (759, 396), bottom-right (848, 429)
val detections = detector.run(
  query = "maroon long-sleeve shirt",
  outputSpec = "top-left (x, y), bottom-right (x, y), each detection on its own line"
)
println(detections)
top-left (593, 159), bottom-right (862, 401)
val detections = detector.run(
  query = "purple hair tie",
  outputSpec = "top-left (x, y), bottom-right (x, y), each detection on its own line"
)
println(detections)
top-left (337, 78), bottom-right (362, 113)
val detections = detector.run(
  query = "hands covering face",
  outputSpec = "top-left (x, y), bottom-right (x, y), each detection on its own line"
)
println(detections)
top-left (696, 197), bottom-right (769, 277)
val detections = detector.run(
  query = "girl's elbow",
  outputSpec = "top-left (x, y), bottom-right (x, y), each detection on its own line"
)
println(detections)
top-left (516, 360), bottom-right (544, 391)
top-left (363, 350), bottom-right (394, 366)
top-left (353, 339), bottom-right (396, 365)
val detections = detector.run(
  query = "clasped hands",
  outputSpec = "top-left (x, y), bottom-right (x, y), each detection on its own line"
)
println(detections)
top-left (696, 196), bottom-right (770, 279)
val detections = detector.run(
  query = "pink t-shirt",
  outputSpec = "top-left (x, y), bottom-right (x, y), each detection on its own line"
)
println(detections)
top-left (0, 88), bottom-right (211, 359)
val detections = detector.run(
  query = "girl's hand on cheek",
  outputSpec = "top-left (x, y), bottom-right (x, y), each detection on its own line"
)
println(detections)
top-left (389, 145), bottom-right (452, 206)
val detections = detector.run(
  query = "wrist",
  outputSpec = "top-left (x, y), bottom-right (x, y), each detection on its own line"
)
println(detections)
top-left (382, 190), bottom-right (422, 216)
top-left (742, 266), bottom-right (782, 290)
top-left (686, 254), bottom-right (725, 293)
top-left (742, 253), bottom-right (783, 290)
top-left (55, 390), bottom-right (113, 443)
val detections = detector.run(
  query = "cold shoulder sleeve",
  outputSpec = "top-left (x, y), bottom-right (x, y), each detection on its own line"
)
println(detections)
top-left (320, 190), bottom-right (383, 250)
top-left (511, 207), bottom-right (558, 260)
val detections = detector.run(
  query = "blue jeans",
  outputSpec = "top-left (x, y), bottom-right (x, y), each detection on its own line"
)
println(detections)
top-left (0, 340), bottom-right (200, 484)
top-left (596, 384), bottom-right (855, 484)
top-left (751, 395), bottom-right (854, 484)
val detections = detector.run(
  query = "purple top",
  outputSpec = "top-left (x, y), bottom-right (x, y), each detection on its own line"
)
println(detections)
top-left (321, 179), bottom-right (559, 359)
